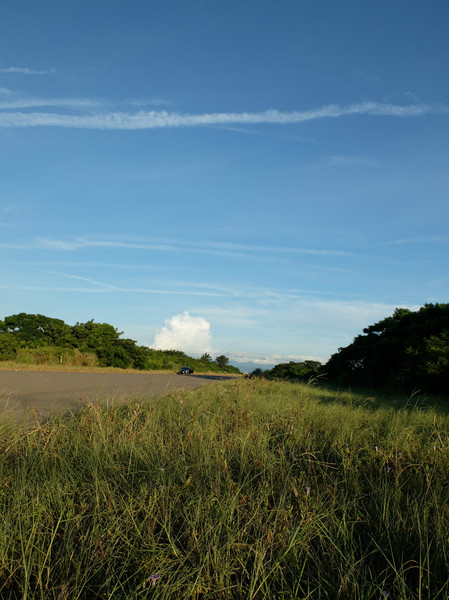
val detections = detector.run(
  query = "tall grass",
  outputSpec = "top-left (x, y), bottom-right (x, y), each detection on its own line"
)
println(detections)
top-left (0, 379), bottom-right (448, 599)
top-left (14, 347), bottom-right (99, 367)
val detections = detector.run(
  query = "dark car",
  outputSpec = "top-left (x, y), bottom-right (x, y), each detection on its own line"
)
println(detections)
top-left (177, 367), bottom-right (194, 375)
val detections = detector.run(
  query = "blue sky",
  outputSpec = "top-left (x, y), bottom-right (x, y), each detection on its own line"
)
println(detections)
top-left (1, 1), bottom-right (448, 369)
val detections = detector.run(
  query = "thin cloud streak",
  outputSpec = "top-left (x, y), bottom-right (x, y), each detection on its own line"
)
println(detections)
top-left (41, 271), bottom-right (320, 302)
top-left (1, 283), bottom-right (406, 318)
top-left (35, 236), bottom-right (351, 256)
top-left (0, 66), bottom-right (54, 75)
top-left (46, 271), bottom-right (232, 298)
top-left (316, 155), bottom-right (380, 169)
top-left (35, 237), bottom-right (256, 261)
top-left (0, 267), bottom-right (390, 303)
top-left (2, 235), bottom-right (430, 268)
top-left (384, 235), bottom-right (449, 245)
top-left (0, 98), bottom-right (102, 110)
top-left (0, 283), bottom-right (227, 297)
top-left (43, 271), bottom-right (122, 291)
top-left (0, 101), bottom-right (447, 129)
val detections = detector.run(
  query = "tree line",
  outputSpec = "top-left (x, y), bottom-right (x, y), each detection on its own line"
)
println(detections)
top-left (251, 303), bottom-right (449, 395)
top-left (3, 305), bottom-right (448, 392)
top-left (324, 303), bottom-right (449, 394)
top-left (0, 313), bottom-right (240, 373)
top-left (249, 360), bottom-right (322, 382)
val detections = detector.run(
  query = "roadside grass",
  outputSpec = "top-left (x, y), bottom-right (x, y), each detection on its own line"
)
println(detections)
top-left (0, 360), bottom-right (239, 377)
top-left (0, 359), bottom-right (149, 374)
top-left (0, 379), bottom-right (448, 599)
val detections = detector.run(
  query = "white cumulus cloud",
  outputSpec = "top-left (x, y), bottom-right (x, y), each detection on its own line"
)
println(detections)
top-left (152, 311), bottom-right (212, 355)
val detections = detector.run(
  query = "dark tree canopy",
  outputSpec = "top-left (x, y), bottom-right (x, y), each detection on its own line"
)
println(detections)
top-left (215, 355), bottom-right (230, 370)
top-left (0, 313), bottom-right (72, 347)
top-left (249, 360), bottom-right (322, 382)
top-left (266, 361), bottom-right (321, 381)
top-left (324, 303), bottom-right (449, 393)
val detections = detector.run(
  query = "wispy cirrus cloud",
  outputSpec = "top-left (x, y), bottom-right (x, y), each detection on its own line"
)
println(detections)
top-left (44, 272), bottom-right (122, 291)
top-left (22, 269), bottom-right (231, 298)
top-left (0, 98), bottom-right (102, 110)
top-left (0, 238), bottom-right (349, 273)
top-left (0, 101), bottom-right (447, 129)
top-left (1, 234), bottom-right (436, 270)
top-left (317, 155), bottom-right (380, 169)
top-left (384, 235), bottom-right (449, 245)
top-left (0, 281), bottom-right (228, 298)
top-left (2, 234), bottom-right (351, 259)
top-left (0, 92), bottom-right (172, 111)
top-left (0, 66), bottom-right (54, 75)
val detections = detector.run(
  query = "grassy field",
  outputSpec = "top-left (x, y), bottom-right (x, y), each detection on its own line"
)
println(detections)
top-left (0, 360), bottom-right (239, 376)
top-left (0, 379), bottom-right (448, 599)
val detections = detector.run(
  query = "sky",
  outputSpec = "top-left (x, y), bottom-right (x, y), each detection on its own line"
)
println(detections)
top-left (1, 1), bottom-right (448, 370)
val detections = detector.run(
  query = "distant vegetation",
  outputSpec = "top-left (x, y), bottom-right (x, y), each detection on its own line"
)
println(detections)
top-left (1, 378), bottom-right (448, 598)
top-left (0, 313), bottom-right (240, 373)
top-left (250, 360), bottom-right (322, 382)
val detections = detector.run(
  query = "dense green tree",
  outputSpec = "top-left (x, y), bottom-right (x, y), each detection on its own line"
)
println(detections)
top-left (215, 355), bottom-right (229, 370)
top-left (0, 332), bottom-right (18, 360)
top-left (118, 339), bottom-right (150, 370)
top-left (71, 320), bottom-right (122, 350)
top-left (406, 331), bottom-right (449, 392)
top-left (200, 352), bottom-right (212, 363)
top-left (71, 321), bottom-right (134, 368)
top-left (267, 360), bottom-right (321, 381)
top-left (95, 345), bottom-right (133, 369)
top-left (249, 368), bottom-right (265, 378)
top-left (324, 303), bottom-right (449, 393)
top-left (0, 313), bottom-right (72, 347)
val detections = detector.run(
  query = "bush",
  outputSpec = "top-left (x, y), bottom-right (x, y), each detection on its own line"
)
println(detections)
top-left (15, 347), bottom-right (98, 367)
top-left (0, 332), bottom-right (18, 360)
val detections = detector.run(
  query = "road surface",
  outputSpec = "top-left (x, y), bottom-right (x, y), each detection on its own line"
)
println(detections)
top-left (0, 370), bottom-right (230, 419)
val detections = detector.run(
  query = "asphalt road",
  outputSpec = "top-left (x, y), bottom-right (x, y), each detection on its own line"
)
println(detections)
top-left (0, 370), bottom-right (230, 419)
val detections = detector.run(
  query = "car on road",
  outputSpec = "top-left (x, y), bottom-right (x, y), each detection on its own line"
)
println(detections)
top-left (177, 366), bottom-right (194, 375)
